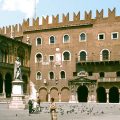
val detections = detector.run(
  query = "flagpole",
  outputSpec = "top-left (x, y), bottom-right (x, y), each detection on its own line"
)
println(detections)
top-left (34, 0), bottom-right (36, 18)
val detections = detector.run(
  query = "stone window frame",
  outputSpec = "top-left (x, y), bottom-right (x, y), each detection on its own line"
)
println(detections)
top-left (111, 32), bottom-right (119, 40)
top-left (63, 34), bottom-right (70, 43)
top-left (62, 50), bottom-right (71, 61)
top-left (36, 71), bottom-right (42, 80)
top-left (98, 33), bottom-right (105, 40)
top-left (49, 35), bottom-right (56, 44)
top-left (100, 49), bottom-right (110, 61)
top-left (59, 70), bottom-right (66, 80)
top-left (79, 32), bottom-right (87, 42)
top-left (49, 55), bottom-right (54, 62)
top-left (49, 71), bottom-right (55, 80)
top-left (35, 52), bottom-right (43, 63)
top-left (36, 37), bottom-right (42, 46)
top-left (78, 50), bottom-right (88, 61)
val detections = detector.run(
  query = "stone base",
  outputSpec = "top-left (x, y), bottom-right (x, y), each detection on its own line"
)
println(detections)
top-left (9, 94), bottom-right (25, 109)
top-left (9, 79), bottom-right (25, 109)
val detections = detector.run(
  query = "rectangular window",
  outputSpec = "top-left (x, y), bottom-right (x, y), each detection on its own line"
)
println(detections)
top-left (73, 72), bottom-right (77, 76)
top-left (88, 72), bottom-right (93, 76)
top-left (98, 33), bottom-right (105, 40)
top-left (49, 55), bottom-right (54, 62)
top-left (111, 32), bottom-right (118, 40)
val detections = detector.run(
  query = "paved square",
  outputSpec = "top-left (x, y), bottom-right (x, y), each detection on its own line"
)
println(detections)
top-left (0, 103), bottom-right (120, 120)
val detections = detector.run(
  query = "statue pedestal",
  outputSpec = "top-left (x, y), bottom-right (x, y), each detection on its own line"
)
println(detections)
top-left (9, 80), bottom-right (25, 109)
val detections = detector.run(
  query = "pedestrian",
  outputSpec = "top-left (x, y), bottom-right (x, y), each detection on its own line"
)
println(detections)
top-left (28, 99), bottom-right (33, 114)
top-left (50, 98), bottom-right (57, 120)
top-left (37, 96), bottom-right (41, 112)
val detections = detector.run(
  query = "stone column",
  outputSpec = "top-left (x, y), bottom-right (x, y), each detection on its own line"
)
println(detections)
top-left (48, 92), bottom-right (51, 102)
top-left (106, 89), bottom-right (109, 103)
top-left (2, 79), bottom-right (6, 98)
top-left (2, 74), bottom-right (6, 98)
top-left (69, 88), bottom-right (76, 103)
top-left (119, 89), bottom-right (120, 103)
top-left (58, 92), bottom-right (61, 102)
top-left (75, 91), bottom-right (78, 103)
top-left (91, 84), bottom-right (96, 102)
top-left (88, 85), bottom-right (91, 102)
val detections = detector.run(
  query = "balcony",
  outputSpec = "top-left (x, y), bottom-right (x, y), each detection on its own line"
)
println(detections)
top-left (98, 77), bottom-right (120, 82)
top-left (0, 62), bottom-right (30, 72)
top-left (0, 62), bottom-right (14, 69)
top-left (76, 59), bottom-right (120, 66)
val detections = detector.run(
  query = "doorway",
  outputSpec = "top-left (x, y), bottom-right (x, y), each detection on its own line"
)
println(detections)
top-left (97, 87), bottom-right (106, 103)
top-left (77, 85), bottom-right (88, 102)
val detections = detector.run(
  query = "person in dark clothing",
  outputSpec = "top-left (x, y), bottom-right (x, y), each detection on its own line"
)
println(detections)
top-left (28, 99), bottom-right (33, 114)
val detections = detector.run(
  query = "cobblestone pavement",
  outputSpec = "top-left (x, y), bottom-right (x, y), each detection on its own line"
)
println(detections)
top-left (0, 103), bottom-right (120, 120)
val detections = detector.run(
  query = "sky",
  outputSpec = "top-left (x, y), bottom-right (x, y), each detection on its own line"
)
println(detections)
top-left (0, 0), bottom-right (120, 27)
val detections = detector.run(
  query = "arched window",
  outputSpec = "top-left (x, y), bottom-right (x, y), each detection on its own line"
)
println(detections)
top-left (49, 72), bottom-right (54, 80)
top-left (80, 51), bottom-right (86, 61)
top-left (63, 34), bottom-right (70, 43)
top-left (36, 53), bottom-right (42, 62)
top-left (36, 37), bottom-right (42, 45)
top-left (80, 33), bottom-right (86, 41)
top-left (102, 50), bottom-right (109, 60)
top-left (60, 71), bottom-right (66, 79)
top-left (63, 51), bottom-right (70, 60)
top-left (36, 72), bottom-right (42, 80)
top-left (49, 36), bottom-right (55, 44)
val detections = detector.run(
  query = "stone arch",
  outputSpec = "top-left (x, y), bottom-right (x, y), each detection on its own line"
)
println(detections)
top-left (96, 87), bottom-right (106, 103)
top-left (61, 87), bottom-right (70, 102)
top-left (62, 50), bottom-right (71, 61)
top-left (36, 37), bottom-right (42, 45)
top-left (79, 50), bottom-right (87, 61)
top-left (39, 87), bottom-right (48, 102)
top-left (63, 34), bottom-right (70, 43)
top-left (77, 85), bottom-right (88, 102)
top-left (5, 73), bottom-right (12, 98)
top-left (100, 49), bottom-right (110, 61)
top-left (109, 87), bottom-right (119, 103)
top-left (0, 73), bottom-right (3, 93)
top-left (79, 32), bottom-right (87, 41)
top-left (22, 74), bottom-right (28, 94)
top-left (50, 87), bottom-right (59, 102)
top-left (49, 35), bottom-right (56, 44)
top-left (35, 52), bottom-right (43, 63)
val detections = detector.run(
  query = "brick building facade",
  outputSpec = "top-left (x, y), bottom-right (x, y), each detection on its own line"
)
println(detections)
top-left (0, 8), bottom-right (120, 103)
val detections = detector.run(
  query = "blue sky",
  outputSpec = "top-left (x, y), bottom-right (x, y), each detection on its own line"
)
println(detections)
top-left (0, 0), bottom-right (120, 27)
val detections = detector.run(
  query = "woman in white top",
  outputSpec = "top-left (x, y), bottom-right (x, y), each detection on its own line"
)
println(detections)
top-left (50, 98), bottom-right (57, 120)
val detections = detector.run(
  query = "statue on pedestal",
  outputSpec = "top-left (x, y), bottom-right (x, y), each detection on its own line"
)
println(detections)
top-left (9, 57), bottom-right (25, 109)
top-left (14, 57), bottom-right (22, 80)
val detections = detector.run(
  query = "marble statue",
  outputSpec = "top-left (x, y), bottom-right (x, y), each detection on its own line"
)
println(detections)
top-left (14, 57), bottom-right (22, 80)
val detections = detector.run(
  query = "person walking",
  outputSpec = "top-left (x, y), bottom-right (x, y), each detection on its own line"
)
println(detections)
top-left (50, 98), bottom-right (57, 120)
top-left (28, 99), bottom-right (33, 114)
top-left (37, 96), bottom-right (41, 112)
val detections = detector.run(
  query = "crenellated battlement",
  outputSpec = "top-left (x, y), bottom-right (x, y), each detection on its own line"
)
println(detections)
top-left (0, 8), bottom-right (119, 37)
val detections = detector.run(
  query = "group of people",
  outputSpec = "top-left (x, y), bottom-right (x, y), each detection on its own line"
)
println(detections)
top-left (28, 97), bottom-right (57, 120)
top-left (28, 96), bottom-right (41, 114)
